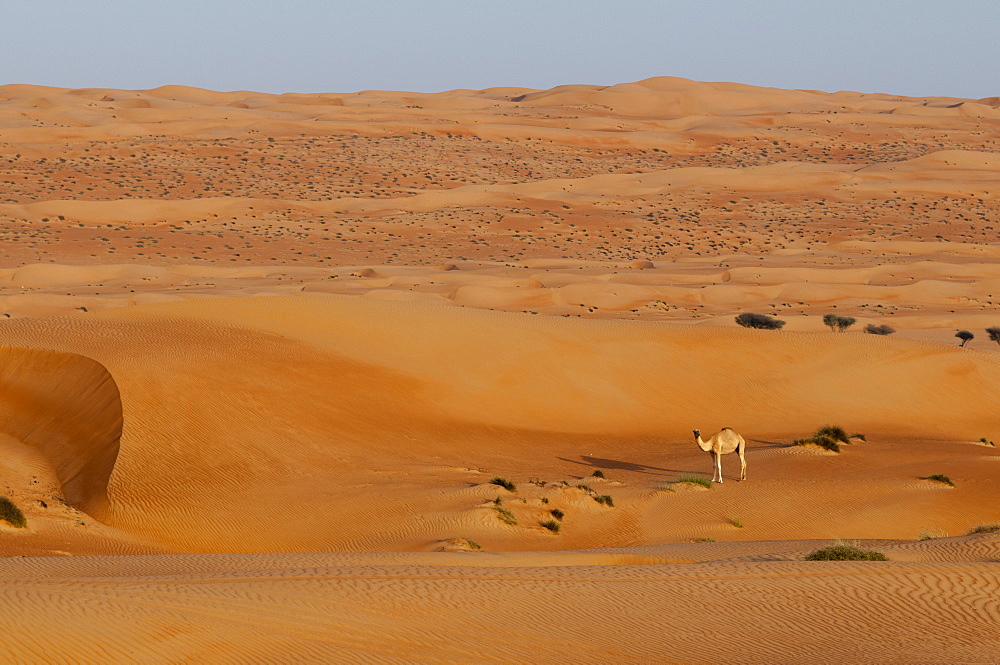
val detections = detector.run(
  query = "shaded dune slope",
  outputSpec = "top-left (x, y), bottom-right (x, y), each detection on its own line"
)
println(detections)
top-left (0, 346), bottom-right (121, 516)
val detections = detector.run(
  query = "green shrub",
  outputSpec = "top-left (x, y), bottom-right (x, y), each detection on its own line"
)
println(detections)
top-left (540, 519), bottom-right (561, 532)
top-left (805, 543), bottom-right (888, 561)
top-left (0, 497), bottom-right (26, 528)
top-left (576, 483), bottom-right (594, 493)
top-left (729, 516), bottom-right (744, 528)
top-left (864, 324), bottom-right (895, 335)
top-left (673, 475), bottom-right (713, 489)
top-left (550, 509), bottom-right (564, 520)
top-left (691, 537), bottom-right (715, 543)
top-left (965, 524), bottom-right (1000, 535)
top-left (593, 494), bottom-right (614, 507)
top-left (492, 505), bottom-right (517, 525)
top-left (794, 435), bottom-right (840, 453)
top-left (591, 469), bottom-right (605, 479)
top-left (490, 477), bottom-right (516, 492)
top-left (814, 425), bottom-right (850, 444)
top-left (926, 474), bottom-right (954, 487)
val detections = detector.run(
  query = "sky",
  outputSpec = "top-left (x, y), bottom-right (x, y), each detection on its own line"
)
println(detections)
top-left (3, 0), bottom-right (998, 98)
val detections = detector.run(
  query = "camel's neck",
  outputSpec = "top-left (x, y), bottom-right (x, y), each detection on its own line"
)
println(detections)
top-left (696, 435), bottom-right (712, 452)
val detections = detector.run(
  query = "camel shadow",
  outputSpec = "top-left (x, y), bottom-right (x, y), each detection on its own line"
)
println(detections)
top-left (747, 438), bottom-right (790, 448)
top-left (557, 456), bottom-right (699, 477)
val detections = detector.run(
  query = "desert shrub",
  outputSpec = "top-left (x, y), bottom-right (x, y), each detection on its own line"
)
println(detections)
top-left (490, 477), bottom-right (516, 492)
top-left (956, 330), bottom-right (974, 347)
top-left (540, 519), bottom-right (561, 532)
top-left (965, 524), bottom-right (1000, 535)
top-left (986, 326), bottom-right (1000, 346)
top-left (730, 516), bottom-right (744, 528)
top-left (865, 324), bottom-right (895, 335)
top-left (0, 497), bottom-right (26, 528)
top-left (850, 432), bottom-right (867, 441)
top-left (591, 469), bottom-right (605, 479)
top-left (735, 312), bottom-right (785, 330)
top-left (672, 476), bottom-right (713, 489)
top-left (814, 425), bottom-right (850, 444)
top-left (492, 505), bottom-right (517, 525)
top-left (979, 437), bottom-right (995, 446)
top-left (823, 314), bottom-right (856, 332)
top-left (550, 508), bottom-right (564, 520)
top-left (925, 474), bottom-right (954, 487)
top-left (576, 483), bottom-right (594, 493)
top-left (593, 494), bottom-right (614, 507)
top-left (691, 537), bottom-right (716, 543)
top-left (806, 543), bottom-right (888, 561)
top-left (793, 435), bottom-right (840, 453)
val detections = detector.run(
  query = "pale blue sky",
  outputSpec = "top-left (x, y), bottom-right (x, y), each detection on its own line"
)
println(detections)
top-left (3, 0), bottom-right (998, 98)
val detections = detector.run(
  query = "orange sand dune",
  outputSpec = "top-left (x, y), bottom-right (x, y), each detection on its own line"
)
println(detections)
top-left (2, 75), bottom-right (1000, 662)
top-left (1, 542), bottom-right (999, 664)
top-left (0, 295), bottom-right (997, 557)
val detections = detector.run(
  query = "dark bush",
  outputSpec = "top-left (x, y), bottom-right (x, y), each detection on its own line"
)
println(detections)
top-left (735, 312), bottom-right (785, 329)
top-left (823, 314), bottom-right (856, 332)
top-left (986, 327), bottom-right (1000, 346)
top-left (956, 330), bottom-right (974, 347)
top-left (0, 497), bottom-right (26, 529)
top-left (814, 425), bottom-right (851, 444)
top-left (865, 324), bottom-right (895, 335)
top-left (489, 477), bottom-right (516, 492)
top-left (925, 474), bottom-right (954, 487)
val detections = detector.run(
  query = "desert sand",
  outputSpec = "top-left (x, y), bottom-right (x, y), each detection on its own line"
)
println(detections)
top-left (1, 76), bottom-right (999, 663)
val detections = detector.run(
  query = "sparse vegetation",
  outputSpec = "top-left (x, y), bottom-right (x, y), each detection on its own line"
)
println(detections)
top-left (918, 530), bottom-right (947, 541)
top-left (0, 497), bottom-right (26, 529)
top-left (492, 505), bottom-right (517, 525)
top-left (979, 436), bottom-right (995, 446)
top-left (793, 425), bottom-right (863, 453)
top-left (729, 516), bottom-right (744, 528)
top-left (735, 312), bottom-right (785, 329)
top-left (575, 483), bottom-right (594, 493)
top-left (670, 476), bottom-right (713, 489)
top-left (490, 477), bottom-right (516, 492)
top-left (864, 323), bottom-right (896, 335)
top-left (793, 435), bottom-right (840, 453)
top-left (965, 524), bottom-right (1000, 535)
top-left (591, 469), bottom-right (605, 479)
top-left (956, 330), bottom-right (974, 347)
top-left (550, 508), bottom-right (564, 520)
top-left (593, 494), bottom-right (614, 507)
top-left (805, 543), bottom-right (888, 561)
top-left (925, 474), bottom-right (954, 487)
top-left (691, 537), bottom-right (716, 543)
top-left (540, 519), bottom-right (561, 532)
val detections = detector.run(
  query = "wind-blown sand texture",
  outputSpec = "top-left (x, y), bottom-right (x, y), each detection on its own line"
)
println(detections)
top-left (1, 77), bottom-right (999, 662)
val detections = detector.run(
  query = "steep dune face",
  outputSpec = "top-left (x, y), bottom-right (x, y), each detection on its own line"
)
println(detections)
top-left (0, 346), bottom-right (121, 515)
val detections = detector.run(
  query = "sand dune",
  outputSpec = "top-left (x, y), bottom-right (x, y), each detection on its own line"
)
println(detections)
top-left (1, 543), bottom-right (998, 664)
top-left (2, 75), bottom-right (1000, 662)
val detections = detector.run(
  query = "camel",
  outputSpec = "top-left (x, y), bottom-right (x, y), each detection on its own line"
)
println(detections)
top-left (693, 427), bottom-right (746, 483)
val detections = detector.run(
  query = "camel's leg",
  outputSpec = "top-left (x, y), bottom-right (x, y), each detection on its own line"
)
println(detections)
top-left (715, 452), bottom-right (723, 483)
top-left (710, 451), bottom-right (718, 482)
top-left (738, 441), bottom-right (747, 481)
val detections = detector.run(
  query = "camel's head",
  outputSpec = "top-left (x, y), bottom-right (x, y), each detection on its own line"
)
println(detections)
top-left (692, 429), bottom-right (701, 439)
